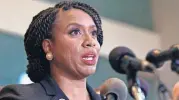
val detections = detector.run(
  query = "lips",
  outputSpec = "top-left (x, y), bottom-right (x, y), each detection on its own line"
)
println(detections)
top-left (81, 52), bottom-right (97, 65)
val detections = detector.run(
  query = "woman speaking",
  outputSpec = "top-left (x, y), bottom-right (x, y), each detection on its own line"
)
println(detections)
top-left (0, 1), bottom-right (103, 100)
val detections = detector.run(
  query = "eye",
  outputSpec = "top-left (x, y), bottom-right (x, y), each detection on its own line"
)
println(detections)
top-left (91, 30), bottom-right (97, 37)
top-left (69, 28), bottom-right (81, 36)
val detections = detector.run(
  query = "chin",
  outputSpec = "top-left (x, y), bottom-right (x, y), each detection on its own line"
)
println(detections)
top-left (86, 67), bottom-right (96, 75)
top-left (81, 67), bottom-right (96, 77)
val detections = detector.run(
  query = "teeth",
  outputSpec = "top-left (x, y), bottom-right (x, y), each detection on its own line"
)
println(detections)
top-left (83, 57), bottom-right (93, 60)
top-left (89, 55), bottom-right (94, 56)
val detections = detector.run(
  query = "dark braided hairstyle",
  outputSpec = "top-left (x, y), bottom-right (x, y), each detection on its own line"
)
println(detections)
top-left (24, 1), bottom-right (103, 83)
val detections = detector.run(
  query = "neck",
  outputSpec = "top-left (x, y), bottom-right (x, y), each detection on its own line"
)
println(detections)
top-left (50, 65), bottom-right (90, 100)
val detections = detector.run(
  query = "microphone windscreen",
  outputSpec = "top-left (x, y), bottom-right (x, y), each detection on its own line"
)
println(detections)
top-left (172, 81), bottom-right (179, 100)
top-left (145, 49), bottom-right (164, 68)
top-left (99, 78), bottom-right (128, 100)
top-left (109, 46), bottom-right (136, 74)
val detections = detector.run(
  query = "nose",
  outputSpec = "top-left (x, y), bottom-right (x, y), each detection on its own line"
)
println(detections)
top-left (82, 34), bottom-right (96, 48)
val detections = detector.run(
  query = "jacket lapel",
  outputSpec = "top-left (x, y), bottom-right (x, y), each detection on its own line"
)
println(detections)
top-left (40, 76), bottom-right (69, 100)
top-left (87, 83), bottom-right (102, 100)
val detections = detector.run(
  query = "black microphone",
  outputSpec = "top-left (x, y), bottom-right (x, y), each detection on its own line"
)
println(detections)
top-left (108, 46), bottom-right (154, 100)
top-left (109, 46), bottom-right (155, 74)
top-left (146, 47), bottom-right (176, 100)
top-left (146, 44), bottom-right (179, 68)
top-left (98, 78), bottom-right (128, 100)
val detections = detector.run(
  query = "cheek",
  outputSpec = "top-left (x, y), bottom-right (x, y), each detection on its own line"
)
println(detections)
top-left (68, 44), bottom-right (81, 56)
top-left (96, 41), bottom-right (101, 53)
top-left (53, 38), bottom-right (81, 62)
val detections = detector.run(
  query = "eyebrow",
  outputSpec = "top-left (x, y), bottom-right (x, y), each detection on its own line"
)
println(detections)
top-left (66, 22), bottom-right (97, 29)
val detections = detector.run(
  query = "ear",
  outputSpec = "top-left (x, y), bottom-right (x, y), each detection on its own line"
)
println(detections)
top-left (42, 39), bottom-right (53, 54)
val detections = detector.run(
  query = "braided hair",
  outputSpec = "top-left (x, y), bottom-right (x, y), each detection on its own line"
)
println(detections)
top-left (24, 1), bottom-right (103, 83)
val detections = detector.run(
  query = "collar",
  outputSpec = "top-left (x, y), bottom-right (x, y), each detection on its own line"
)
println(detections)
top-left (86, 83), bottom-right (102, 100)
top-left (40, 76), bottom-right (101, 100)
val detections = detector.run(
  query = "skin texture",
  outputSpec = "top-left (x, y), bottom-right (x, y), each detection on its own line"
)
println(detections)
top-left (42, 8), bottom-right (100, 100)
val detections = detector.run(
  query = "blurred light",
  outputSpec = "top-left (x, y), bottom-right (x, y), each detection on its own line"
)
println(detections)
top-left (18, 72), bottom-right (33, 84)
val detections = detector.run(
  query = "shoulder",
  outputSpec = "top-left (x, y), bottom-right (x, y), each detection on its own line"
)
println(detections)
top-left (0, 83), bottom-right (45, 100)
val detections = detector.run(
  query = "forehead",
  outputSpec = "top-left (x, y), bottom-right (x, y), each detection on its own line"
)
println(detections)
top-left (54, 8), bottom-right (96, 27)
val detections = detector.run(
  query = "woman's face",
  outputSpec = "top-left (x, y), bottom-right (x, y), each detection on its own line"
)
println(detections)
top-left (49, 8), bottom-right (101, 79)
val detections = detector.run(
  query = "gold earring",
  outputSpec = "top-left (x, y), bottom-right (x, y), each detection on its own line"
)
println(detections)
top-left (46, 52), bottom-right (53, 61)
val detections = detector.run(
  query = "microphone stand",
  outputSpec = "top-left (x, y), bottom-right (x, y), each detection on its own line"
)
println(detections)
top-left (158, 81), bottom-right (172, 100)
top-left (127, 71), bottom-right (146, 100)
top-left (152, 67), bottom-right (172, 100)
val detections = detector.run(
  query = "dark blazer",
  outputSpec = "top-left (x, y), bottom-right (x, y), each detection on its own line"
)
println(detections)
top-left (0, 76), bottom-right (102, 100)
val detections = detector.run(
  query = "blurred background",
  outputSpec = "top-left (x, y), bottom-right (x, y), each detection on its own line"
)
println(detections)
top-left (0, 0), bottom-right (178, 100)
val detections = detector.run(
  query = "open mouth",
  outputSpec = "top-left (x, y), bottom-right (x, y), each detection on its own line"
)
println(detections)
top-left (81, 52), bottom-right (97, 65)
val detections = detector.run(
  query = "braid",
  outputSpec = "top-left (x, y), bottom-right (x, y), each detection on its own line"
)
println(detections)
top-left (24, 8), bottom-right (59, 82)
top-left (24, 1), bottom-right (103, 82)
